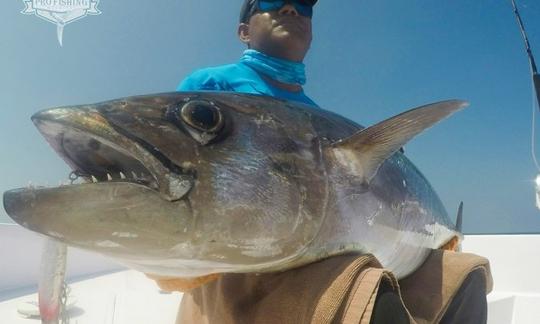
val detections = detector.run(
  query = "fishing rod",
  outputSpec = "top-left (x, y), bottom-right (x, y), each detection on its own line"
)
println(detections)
top-left (510, 0), bottom-right (540, 96)
top-left (509, 0), bottom-right (540, 208)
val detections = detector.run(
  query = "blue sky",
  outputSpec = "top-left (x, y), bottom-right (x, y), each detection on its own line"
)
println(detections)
top-left (1, 0), bottom-right (540, 233)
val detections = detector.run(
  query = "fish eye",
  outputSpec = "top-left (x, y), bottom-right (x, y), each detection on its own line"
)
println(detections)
top-left (180, 100), bottom-right (224, 133)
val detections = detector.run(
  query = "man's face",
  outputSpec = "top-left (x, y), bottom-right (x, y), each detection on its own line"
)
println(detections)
top-left (241, 3), bottom-right (313, 61)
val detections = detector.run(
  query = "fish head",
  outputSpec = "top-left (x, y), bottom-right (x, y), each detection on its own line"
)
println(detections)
top-left (3, 92), bottom-right (329, 276)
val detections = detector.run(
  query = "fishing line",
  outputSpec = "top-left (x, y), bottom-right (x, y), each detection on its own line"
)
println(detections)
top-left (509, 0), bottom-right (540, 207)
top-left (531, 77), bottom-right (540, 171)
top-left (510, 0), bottom-right (540, 169)
top-left (531, 82), bottom-right (540, 208)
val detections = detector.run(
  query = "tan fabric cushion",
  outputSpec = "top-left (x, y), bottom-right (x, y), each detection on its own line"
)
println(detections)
top-left (338, 267), bottom-right (413, 324)
top-left (174, 250), bottom-right (492, 324)
top-left (176, 254), bottom-right (393, 324)
top-left (399, 250), bottom-right (493, 324)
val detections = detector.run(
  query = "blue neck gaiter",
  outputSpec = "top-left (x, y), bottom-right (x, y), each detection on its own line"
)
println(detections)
top-left (240, 49), bottom-right (306, 86)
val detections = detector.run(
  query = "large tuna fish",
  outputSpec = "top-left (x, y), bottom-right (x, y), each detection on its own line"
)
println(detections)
top-left (3, 92), bottom-right (466, 282)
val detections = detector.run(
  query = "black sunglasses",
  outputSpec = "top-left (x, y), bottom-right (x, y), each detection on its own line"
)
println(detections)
top-left (258, 0), bottom-right (314, 18)
top-left (241, 0), bottom-right (316, 23)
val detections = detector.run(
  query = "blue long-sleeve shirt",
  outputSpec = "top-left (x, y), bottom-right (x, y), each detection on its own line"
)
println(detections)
top-left (177, 62), bottom-right (318, 107)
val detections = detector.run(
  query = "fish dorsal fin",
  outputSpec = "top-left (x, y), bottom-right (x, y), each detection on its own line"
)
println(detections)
top-left (456, 201), bottom-right (464, 233)
top-left (330, 100), bottom-right (468, 183)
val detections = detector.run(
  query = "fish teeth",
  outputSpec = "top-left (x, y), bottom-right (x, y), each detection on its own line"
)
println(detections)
top-left (107, 173), bottom-right (113, 181)
top-left (131, 171), bottom-right (137, 178)
top-left (91, 176), bottom-right (98, 183)
top-left (119, 172), bottom-right (126, 179)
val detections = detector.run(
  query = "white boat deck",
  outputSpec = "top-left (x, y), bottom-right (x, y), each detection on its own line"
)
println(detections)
top-left (0, 224), bottom-right (182, 324)
top-left (0, 270), bottom-right (182, 324)
top-left (1, 224), bottom-right (540, 324)
top-left (463, 235), bottom-right (540, 324)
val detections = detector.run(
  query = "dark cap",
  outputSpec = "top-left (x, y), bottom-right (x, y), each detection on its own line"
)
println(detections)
top-left (239, 0), bottom-right (318, 23)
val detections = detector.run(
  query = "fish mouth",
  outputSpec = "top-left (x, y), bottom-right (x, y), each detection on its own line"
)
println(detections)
top-left (3, 105), bottom-right (195, 261)
top-left (29, 106), bottom-right (193, 200)
top-left (59, 130), bottom-right (159, 189)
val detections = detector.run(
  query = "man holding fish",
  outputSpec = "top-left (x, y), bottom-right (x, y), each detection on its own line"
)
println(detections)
top-left (2, 1), bottom-right (492, 324)
top-left (175, 1), bottom-right (491, 323)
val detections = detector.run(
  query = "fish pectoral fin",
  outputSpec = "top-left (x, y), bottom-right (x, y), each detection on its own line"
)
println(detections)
top-left (330, 100), bottom-right (468, 183)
